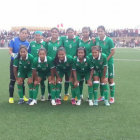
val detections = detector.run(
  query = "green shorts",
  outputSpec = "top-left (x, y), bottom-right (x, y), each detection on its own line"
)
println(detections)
top-left (18, 70), bottom-right (32, 78)
top-left (76, 72), bottom-right (90, 82)
top-left (108, 63), bottom-right (115, 79)
top-left (93, 69), bottom-right (108, 78)
top-left (38, 71), bottom-right (51, 79)
top-left (57, 70), bottom-right (71, 79)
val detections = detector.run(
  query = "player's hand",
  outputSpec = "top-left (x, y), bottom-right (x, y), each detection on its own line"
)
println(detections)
top-left (91, 37), bottom-right (95, 43)
top-left (34, 80), bottom-right (39, 86)
top-left (74, 80), bottom-right (79, 87)
top-left (56, 77), bottom-right (61, 83)
top-left (87, 79), bottom-right (92, 86)
top-left (101, 77), bottom-right (108, 84)
top-left (45, 37), bottom-right (51, 42)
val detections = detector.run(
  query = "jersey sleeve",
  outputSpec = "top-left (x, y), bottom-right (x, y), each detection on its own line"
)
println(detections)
top-left (72, 58), bottom-right (76, 70)
top-left (103, 54), bottom-right (108, 67)
top-left (109, 38), bottom-right (115, 50)
top-left (32, 58), bottom-right (38, 69)
top-left (13, 58), bottom-right (19, 67)
top-left (9, 39), bottom-right (14, 48)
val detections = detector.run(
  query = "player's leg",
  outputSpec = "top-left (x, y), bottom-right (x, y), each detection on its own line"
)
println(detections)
top-left (108, 63), bottom-right (115, 103)
top-left (40, 79), bottom-right (46, 101)
top-left (9, 60), bottom-right (15, 103)
top-left (93, 75), bottom-right (100, 106)
top-left (79, 79), bottom-right (84, 100)
top-left (56, 77), bottom-right (62, 105)
top-left (63, 73), bottom-right (70, 101)
top-left (17, 78), bottom-right (24, 104)
top-left (29, 77), bottom-right (42, 105)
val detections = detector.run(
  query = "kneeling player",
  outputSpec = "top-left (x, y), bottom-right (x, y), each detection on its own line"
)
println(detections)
top-left (53, 47), bottom-right (73, 105)
top-left (72, 47), bottom-right (94, 106)
top-left (88, 46), bottom-right (110, 106)
top-left (13, 46), bottom-right (34, 104)
top-left (30, 48), bottom-right (55, 105)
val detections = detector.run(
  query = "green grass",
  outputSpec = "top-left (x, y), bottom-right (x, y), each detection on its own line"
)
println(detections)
top-left (0, 48), bottom-right (140, 140)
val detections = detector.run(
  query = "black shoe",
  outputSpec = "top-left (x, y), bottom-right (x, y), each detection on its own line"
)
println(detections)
top-left (47, 95), bottom-right (51, 100)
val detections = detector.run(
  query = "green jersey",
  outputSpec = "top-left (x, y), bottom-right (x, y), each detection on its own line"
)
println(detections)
top-left (30, 41), bottom-right (46, 57)
top-left (55, 55), bottom-right (73, 72)
top-left (45, 38), bottom-right (63, 59)
top-left (79, 38), bottom-right (94, 55)
top-left (72, 56), bottom-right (93, 73)
top-left (13, 53), bottom-right (33, 73)
top-left (88, 53), bottom-right (107, 71)
top-left (95, 36), bottom-right (114, 64)
top-left (32, 56), bottom-right (54, 73)
top-left (61, 36), bottom-right (79, 57)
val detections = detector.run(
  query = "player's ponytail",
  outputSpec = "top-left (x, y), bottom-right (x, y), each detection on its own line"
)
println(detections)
top-left (54, 46), bottom-right (66, 65)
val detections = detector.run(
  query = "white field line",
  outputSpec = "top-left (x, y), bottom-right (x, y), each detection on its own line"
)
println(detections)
top-left (115, 59), bottom-right (140, 62)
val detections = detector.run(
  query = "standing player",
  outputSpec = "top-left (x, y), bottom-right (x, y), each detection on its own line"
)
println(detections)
top-left (95, 26), bottom-right (115, 104)
top-left (13, 46), bottom-right (34, 104)
top-left (61, 28), bottom-right (79, 101)
top-left (53, 47), bottom-right (73, 105)
top-left (8, 28), bottom-right (29, 103)
top-left (72, 47), bottom-right (94, 106)
top-left (88, 46), bottom-right (110, 106)
top-left (78, 27), bottom-right (95, 99)
top-left (30, 48), bottom-right (55, 105)
top-left (30, 31), bottom-right (46, 101)
top-left (45, 28), bottom-right (63, 100)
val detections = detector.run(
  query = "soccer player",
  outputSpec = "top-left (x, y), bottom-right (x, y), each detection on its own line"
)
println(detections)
top-left (45, 28), bottom-right (63, 100)
top-left (53, 47), bottom-right (73, 105)
top-left (30, 31), bottom-right (46, 101)
top-left (72, 47), bottom-right (94, 106)
top-left (30, 48), bottom-right (55, 105)
top-left (8, 28), bottom-right (29, 103)
top-left (78, 27), bottom-right (95, 99)
top-left (95, 26), bottom-right (115, 104)
top-left (88, 46), bottom-right (110, 106)
top-left (61, 28), bottom-right (79, 101)
top-left (13, 46), bottom-right (33, 104)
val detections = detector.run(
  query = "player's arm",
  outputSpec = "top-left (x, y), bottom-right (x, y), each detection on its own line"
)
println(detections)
top-left (102, 56), bottom-right (108, 84)
top-left (107, 39), bottom-right (115, 61)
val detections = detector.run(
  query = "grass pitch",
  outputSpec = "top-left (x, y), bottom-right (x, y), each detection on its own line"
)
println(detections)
top-left (0, 48), bottom-right (140, 140)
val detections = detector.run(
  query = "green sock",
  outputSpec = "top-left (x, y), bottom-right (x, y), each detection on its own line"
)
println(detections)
top-left (56, 83), bottom-right (62, 98)
top-left (28, 83), bottom-right (33, 99)
top-left (50, 84), bottom-right (56, 100)
top-left (79, 80), bottom-right (84, 96)
top-left (48, 81), bottom-right (51, 95)
top-left (93, 81), bottom-right (99, 100)
top-left (100, 84), bottom-right (104, 97)
top-left (33, 85), bottom-right (39, 100)
top-left (74, 86), bottom-right (80, 100)
top-left (70, 82), bottom-right (76, 98)
top-left (17, 84), bottom-right (23, 98)
top-left (40, 80), bottom-right (45, 96)
top-left (110, 83), bottom-right (115, 97)
top-left (102, 84), bottom-right (109, 100)
top-left (88, 86), bottom-right (93, 100)
top-left (65, 81), bottom-right (69, 95)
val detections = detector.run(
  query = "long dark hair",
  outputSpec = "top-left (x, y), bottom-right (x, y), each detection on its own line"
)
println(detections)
top-left (17, 45), bottom-right (28, 59)
top-left (54, 46), bottom-right (66, 65)
top-left (82, 26), bottom-right (92, 38)
top-left (76, 47), bottom-right (86, 58)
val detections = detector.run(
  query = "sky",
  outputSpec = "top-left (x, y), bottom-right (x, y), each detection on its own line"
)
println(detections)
top-left (0, 0), bottom-right (140, 30)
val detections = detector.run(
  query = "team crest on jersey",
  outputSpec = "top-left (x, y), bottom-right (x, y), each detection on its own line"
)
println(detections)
top-left (96, 42), bottom-right (99, 46)
top-left (69, 44), bottom-right (72, 48)
top-left (53, 46), bottom-right (57, 51)
top-left (32, 45), bottom-right (36, 47)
